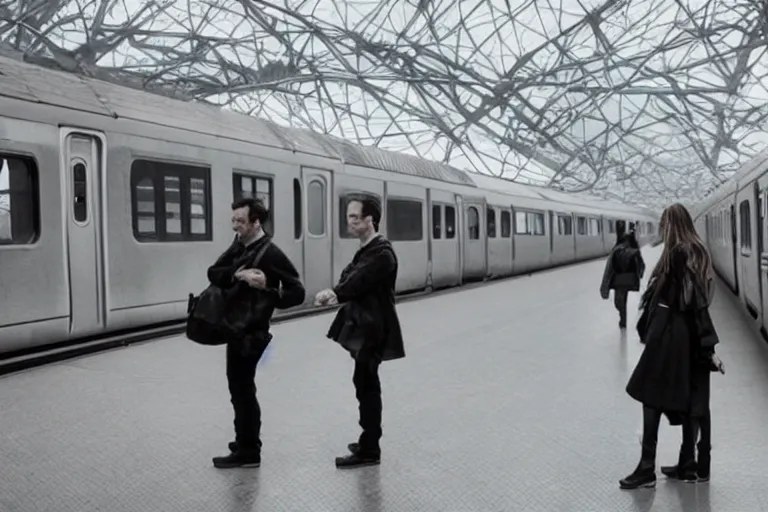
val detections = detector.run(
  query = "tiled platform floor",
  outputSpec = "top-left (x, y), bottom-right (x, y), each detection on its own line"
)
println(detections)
top-left (1, 244), bottom-right (767, 511)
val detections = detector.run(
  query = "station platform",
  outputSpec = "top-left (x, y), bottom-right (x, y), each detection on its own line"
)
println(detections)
top-left (1, 244), bottom-right (767, 512)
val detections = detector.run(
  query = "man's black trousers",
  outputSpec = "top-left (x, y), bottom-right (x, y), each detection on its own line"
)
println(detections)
top-left (353, 352), bottom-right (382, 456)
top-left (226, 338), bottom-right (269, 453)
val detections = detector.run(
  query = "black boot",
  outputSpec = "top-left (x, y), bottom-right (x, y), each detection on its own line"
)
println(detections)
top-left (621, 406), bottom-right (660, 489)
top-left (620, 459), bottom-right (656, 489)
top-left (228, 439), bottom-right (262, 453)
top-left (661, 460), bottom-right (697, 482)
top-left (697, 441), bottom-right (710, 482)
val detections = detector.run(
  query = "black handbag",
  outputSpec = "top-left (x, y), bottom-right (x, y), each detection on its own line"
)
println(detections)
top-left (186, 241), bottom-right (272, 346)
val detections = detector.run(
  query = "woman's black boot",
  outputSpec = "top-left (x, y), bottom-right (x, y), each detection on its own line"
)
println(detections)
top-left (619, 458), bottom-right (656, 489)
top-left (697, 441), bottom-right (711, 482)
top-left (621, 406), bottom-right (661, 490)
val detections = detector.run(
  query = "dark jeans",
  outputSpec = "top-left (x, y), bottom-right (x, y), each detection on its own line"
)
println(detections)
top-left (226, 336), bottom-right (270, 453)
top-left (353, 350), bottom-right (382, 455)
top-left (614, 289), bottom-right (628, 322)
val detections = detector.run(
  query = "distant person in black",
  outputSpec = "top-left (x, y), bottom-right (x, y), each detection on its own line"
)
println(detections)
top-left (600, 229), bottom-right (645, 328)
top-left (615, 220), bottom-right (626, 241)
top-left (207, 198), bottom-right (305, 469)
top-left (314, 193), bottom-right (405, 468)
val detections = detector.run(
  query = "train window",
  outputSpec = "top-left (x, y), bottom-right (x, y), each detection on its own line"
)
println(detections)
top-left (72, 162), bottom-right (88, 223)
top-left (467, 206), bottom-right (480, 240)
top-left (0, 155), bottom-right (39, 245)
top-left (233, 173), bottom-right (273, 235)
top-left (515, 210), bottom-right (545, 236)
top-left (558, 214), bottom-right (572, 235)
top-left (577, 216), bottom-right (587, 235)
top-left (190, 178), bottom-right (207, 234)
top-left (501, 210), bottom-right (511, 238)
top-left (387, 198), bottom-right (423, 241)
top-left (131, 159), bottom-right (212, 242)
top-left (293, 179), bottom-right (302, 239)
top-left (740, 200), bottom-right (751, 250)
top-left (433, 204), bottom-right (442, 239)
top-left (514, 211), bottom-right (525, 234)
top-left (135, 177), bottom-right (156, 235)
top-left (589, 218), bottom-right (600, 236)
top-left (307, 179), bottom-right (326, 236)
top-left (487, 208), bottom-right (497, 238)
top-left (164, 176), bottom-right (182, 234)
top-left (608, 220), bottom-right (615, 234)
top-left (445, 205), bottom-right (456, 239)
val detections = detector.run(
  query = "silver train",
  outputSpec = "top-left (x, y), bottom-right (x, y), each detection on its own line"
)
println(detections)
top-left (692, 149), bottom-right (768, 340)
top-left (0, 56), bottom-right (659, 354)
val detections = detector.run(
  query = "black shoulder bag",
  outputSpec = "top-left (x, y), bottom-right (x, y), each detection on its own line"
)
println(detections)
top-left (186, 241), bottom-right (272, 346)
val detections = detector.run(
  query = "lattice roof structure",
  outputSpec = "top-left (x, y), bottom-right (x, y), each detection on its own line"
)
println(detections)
top-left (1, 0), bottom-right (767, 209)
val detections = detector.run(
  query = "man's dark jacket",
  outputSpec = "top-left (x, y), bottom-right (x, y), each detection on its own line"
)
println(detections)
top-left (327, 235), bottom-right (405, 361)
top-left (206, 235), bottom-right (305, 338)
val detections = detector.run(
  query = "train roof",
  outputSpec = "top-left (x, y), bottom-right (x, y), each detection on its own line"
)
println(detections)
top-left (693, 146), bottom-right (768, 218)
top-left (0, 55), bottom-right (653, 214)
top-left (469, 173), bottom-right (656, 218)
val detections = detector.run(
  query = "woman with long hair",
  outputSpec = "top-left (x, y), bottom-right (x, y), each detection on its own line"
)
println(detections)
top-left (619, 203), bottom-right (721, 490)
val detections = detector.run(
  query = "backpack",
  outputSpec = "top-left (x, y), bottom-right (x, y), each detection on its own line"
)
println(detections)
top-left (186, 241), bottom-right (272, 346)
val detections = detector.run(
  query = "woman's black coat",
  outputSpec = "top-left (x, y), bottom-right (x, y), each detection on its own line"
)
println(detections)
top-left (627, 246), bottom-right (719, 422)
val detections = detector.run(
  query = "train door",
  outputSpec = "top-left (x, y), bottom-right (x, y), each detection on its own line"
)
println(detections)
top-left (60, 128), bottom-right (107, 337)
top-left (757, 180), bottom-right (768, 328)
top-left (548, 211), bottom-right (554, 255)
top-left (462, 196), bottom-right (486, 280)
top-left (428, 188), bottom-right (460, 288)
top-left (301, 167), bottom-right (333, 303)
top-left (731, 204), bottom-right (739, 296)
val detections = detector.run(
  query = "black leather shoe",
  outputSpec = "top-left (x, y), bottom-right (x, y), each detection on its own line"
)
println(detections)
top-left (213, 450), bottom-right (261, 469)
top-left (335, 452), bottom-right (380, 468)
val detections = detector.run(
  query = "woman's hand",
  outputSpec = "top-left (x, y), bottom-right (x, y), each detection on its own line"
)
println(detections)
top-left (711, 354), bottom-right (725, 374)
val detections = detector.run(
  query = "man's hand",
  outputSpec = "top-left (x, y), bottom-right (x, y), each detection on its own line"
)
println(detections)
top-left (314, 288), bottom-right (338, 306)
top-left (236, 268), bottom-right (267, 288)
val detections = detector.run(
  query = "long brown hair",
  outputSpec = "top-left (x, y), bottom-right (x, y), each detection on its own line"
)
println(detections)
top-left (649, 203), bottom-right (713, 290)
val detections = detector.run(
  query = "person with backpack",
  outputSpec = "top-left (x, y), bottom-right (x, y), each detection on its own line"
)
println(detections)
top-left (600, 229), bottom-right (646, 328)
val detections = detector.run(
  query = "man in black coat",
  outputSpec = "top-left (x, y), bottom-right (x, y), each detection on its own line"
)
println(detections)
top-left (208, 198), bottom-right (305, 469)
top-left (314, 193), bottom-right (405, 468)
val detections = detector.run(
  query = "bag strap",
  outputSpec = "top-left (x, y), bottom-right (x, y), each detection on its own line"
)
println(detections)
top-left (248, 240), bottom-right (272, 270)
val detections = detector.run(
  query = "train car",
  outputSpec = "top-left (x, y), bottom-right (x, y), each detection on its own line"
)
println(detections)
top-left (692, 148), bottom-right (768, 339)
top-left (0, 56), bottom-right (658, 355)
